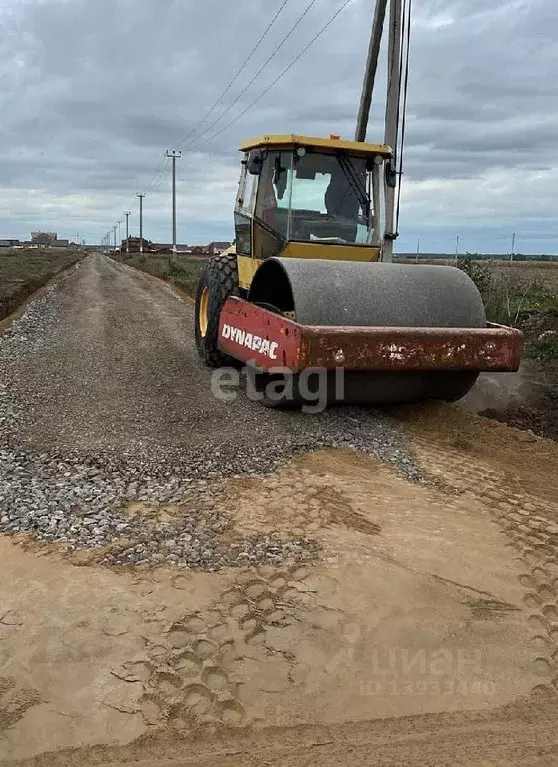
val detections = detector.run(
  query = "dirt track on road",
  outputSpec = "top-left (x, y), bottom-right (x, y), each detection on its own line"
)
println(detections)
top-left (0, 256), bottom-right (556, 765)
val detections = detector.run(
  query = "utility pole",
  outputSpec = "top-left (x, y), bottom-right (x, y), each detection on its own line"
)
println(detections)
top-left (455, 234), bottom-right (460, 263)
top-left (166, 150), bottom-right (182, 267)
top-left (113, 225), bottom-right (117, 250)
top-left (117, 220), bottom-right (122, 252)
top-left (510, 232), bottom-right (516, 264)
top-left (383, 0), bottom-right (404, 263)
top-left (124, 211), bottom-right (131, 255)
top-left (354, 0), bottom-right (408, 262)
top-left (415, 237), bottom-right (420, 263)
top-left (355, 0), bottom-right (389, 142)
top-left (137, 194), bottom-right (145, 254)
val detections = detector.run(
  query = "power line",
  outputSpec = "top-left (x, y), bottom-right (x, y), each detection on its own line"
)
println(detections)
top-left (178, 0), bottom-right (322, 152)
top-left (101, 0), bottom-right (351, 243)
top-left (142, 157), bottom-right (175, 203)
top-left (144, 156), bottom-right (172, 197)
top-left (188, 0), bottom-right (353, 153)
top-left (174, 0), bottom-right (291, 148)
top-left (101, 0), bottom-right (294, 231)
top-left (126, 156), bottom-right (171, 219)
top-left (143, 160), bottom-right (167, 194)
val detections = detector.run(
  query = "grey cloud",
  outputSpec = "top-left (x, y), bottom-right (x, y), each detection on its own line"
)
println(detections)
top-left (0, 0), bottom-right (557, 251)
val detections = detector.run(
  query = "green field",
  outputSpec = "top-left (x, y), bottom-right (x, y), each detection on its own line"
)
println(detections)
top-left (114, 253), bottom-right (206, 297)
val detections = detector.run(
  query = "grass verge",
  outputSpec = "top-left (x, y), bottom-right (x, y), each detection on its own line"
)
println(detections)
top-left (114, 253), bottom-right (205, 298)
top-left (0, 249), bottom-right (85, 321)
top-left (455, 255), bottom-right (558, 325)
top-left (526, 337), bottom-right (558, 361)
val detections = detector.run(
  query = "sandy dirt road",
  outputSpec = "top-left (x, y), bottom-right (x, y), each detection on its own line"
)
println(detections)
top-left (0, 255), bottom-right (557, 766)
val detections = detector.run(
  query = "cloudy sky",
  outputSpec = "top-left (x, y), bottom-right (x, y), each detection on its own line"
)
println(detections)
top-left (0, 0), bottom-right (556, 253)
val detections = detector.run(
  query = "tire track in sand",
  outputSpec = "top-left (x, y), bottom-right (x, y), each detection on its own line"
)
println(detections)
top-left (410, 435), bottom-right (558, 701)
top-left (114, 564), bottom-right (313, 728)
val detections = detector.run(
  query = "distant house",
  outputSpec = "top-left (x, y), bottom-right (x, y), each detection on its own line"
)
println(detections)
top-left (149, 243), bottom-right (191, 254)
top-left (30, 233), bottom-right (53, 246)
top-left (207, 241), bottom-right (232, 255)
top-left (31, 231), bottom-right (60, 246)
top-left (32, 231), bottom-right (57, 242)
top-left (0, 239), bottom-right (21, 249)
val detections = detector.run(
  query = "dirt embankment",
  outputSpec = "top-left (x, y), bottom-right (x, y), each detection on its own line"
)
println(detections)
top-left (417, 259), bottom-right (558, 441)
top-left (463, 309), bottom-right (558, 441)
top-left (0, 249), bottom-right (85, 321)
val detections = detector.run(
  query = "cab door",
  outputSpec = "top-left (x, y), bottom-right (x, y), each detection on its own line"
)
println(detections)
top-left (234, 156), bottom-right (257, 257)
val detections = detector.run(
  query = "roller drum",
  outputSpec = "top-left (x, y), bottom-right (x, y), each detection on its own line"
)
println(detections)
top-left (248, 258), bottom-right (485, 406)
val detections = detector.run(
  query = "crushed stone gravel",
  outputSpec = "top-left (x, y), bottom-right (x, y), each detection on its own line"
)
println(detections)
top-left (0, 255), bottom-right (426, 568)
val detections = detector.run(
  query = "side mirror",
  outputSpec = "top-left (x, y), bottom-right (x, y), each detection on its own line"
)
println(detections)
top-left (386, 163), bottom-right (397, 189)
top-left (247, 149), bottom-right (264, 175)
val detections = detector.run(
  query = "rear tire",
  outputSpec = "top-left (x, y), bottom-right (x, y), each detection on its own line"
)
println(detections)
top-left (195, 253), bottom-right (239, 367)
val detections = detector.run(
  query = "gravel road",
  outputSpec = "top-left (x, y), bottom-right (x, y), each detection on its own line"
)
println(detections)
top-left (3, 255), bottom-right (557, 766)
top-left (0, 254), bottom-right (418, 566)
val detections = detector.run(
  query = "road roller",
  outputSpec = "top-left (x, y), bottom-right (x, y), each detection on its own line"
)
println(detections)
top-left (194, 133), bottom-right (523, 407)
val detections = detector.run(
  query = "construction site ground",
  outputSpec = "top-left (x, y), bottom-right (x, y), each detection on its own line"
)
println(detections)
top-left (1, 256), bottom-right (557, 766)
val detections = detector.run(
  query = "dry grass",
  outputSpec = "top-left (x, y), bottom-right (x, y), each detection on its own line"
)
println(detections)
top-left (113, 252), bottom-right (206, 296)
top-left (0, 248), bottom-right (84, 320)
top-left (394, 257), bottom-right (558, 323)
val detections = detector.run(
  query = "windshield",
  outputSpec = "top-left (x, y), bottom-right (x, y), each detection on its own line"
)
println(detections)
top-left (255, 149), bottom-right (373, 245)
